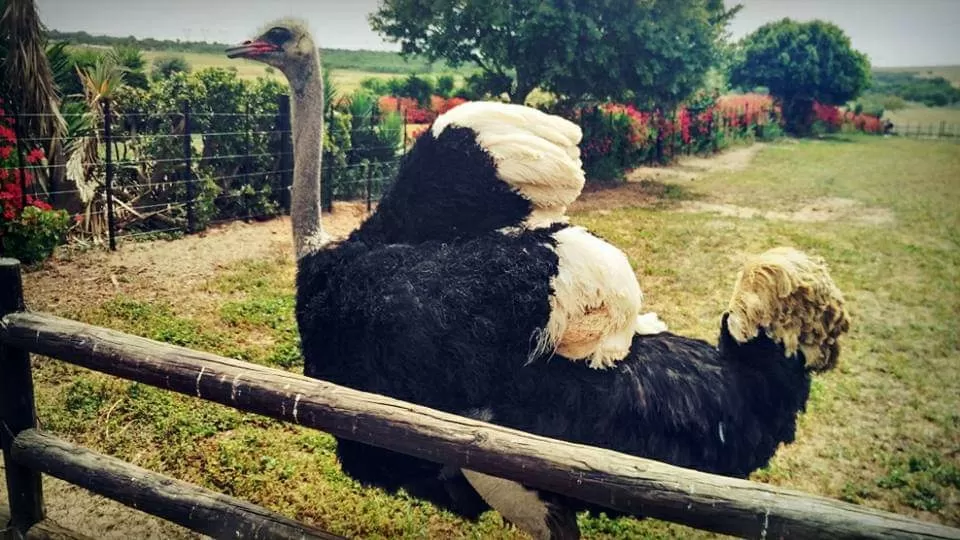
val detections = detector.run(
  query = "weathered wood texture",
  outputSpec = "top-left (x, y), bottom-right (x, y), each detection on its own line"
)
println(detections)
top-left (3, 311), bottom-right (960, 540)
top-left (0, 259), bottom-right (44, 536)
top-left (10, 430), bottom-right (341, 540)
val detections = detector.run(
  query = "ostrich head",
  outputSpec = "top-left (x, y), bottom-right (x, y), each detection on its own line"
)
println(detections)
top-left (226, 19), bottom-right (318, 93)
top-left (227, 19), bottom-right (328, 259)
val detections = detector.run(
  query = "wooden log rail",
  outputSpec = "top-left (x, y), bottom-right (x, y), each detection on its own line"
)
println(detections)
top-left (3, 307), bottom-right (960, 540)
top-left (10, 430), bottom-right (340, 540)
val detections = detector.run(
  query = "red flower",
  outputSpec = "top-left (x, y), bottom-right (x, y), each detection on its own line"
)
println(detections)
top-left (26, 147), bottom-right (45, 164)
top-left (30, 199), bottom-right (52, 211)
top-left (0, 146), bottom-right (12, 159)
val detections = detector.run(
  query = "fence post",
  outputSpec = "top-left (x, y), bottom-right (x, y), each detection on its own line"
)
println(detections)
top-left (401, 106), bottom-right (407, 151)
top-left (182, 101), bottom-right (195, 234)
top-left (103, 99), bottom-right (117, 251)
top-left (276, 94), bottom-right (293, 215)
top-left (242, 102), bottom-right (252, 220)
top-left (323, 106), bottom-right (334, 214)
top-left (939, 120), bottom-right (946, 138)
top-left (0, 258), bottom-right (45, 536)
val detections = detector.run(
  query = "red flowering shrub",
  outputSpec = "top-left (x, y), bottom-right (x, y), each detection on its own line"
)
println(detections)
top-left (810, 101), bottom-right (883, 135)
top-left (379, 94), bottom-right (470, 126)
top-left (812, 101), bottom-right (843, 132)
top-left (576, 92), bottom-right (785, 182)
top-left (717, 94), bottom-right (779, 132)
top-left (841, 109), bottom-right (884, 134)
top-left (0, 97), bottom-right (71, 263)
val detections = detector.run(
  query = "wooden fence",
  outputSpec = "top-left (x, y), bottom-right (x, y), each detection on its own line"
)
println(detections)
top-left (894, 120), bottom-right (960, 139)
top-left (1, 257), bottom-right (959, 540)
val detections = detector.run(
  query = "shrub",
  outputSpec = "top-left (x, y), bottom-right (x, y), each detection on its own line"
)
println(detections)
top-left (435, 75), bottom-right (456, 98)
top-left (1, 205), bottom-right (71, 264)
top-left (152, 55), bottom-right (191, 81)
top-left (0, 98), bottom-right (71, 263)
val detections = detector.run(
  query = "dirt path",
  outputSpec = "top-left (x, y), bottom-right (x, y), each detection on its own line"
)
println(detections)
top-left (0, 460), bottom-right (203, 539)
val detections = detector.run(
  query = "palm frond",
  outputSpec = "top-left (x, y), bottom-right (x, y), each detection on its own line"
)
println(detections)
top-left (0, 0), bottom-right (65, 139)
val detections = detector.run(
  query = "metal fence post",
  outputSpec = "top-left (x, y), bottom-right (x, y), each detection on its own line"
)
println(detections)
top-left (276, 94), bottom-right (293, 215)
top-left (0, 258), bottom-right (45, 536)
top-left (183, 101), bottom-right (195, 234)
top-left (323, 106), bottom-right (334, 214)
top-left (103, 99), bottom-right (117, 251)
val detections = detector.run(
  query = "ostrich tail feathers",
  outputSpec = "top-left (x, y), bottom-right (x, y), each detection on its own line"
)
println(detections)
top-left (725, 247), bottom-right (851, 371)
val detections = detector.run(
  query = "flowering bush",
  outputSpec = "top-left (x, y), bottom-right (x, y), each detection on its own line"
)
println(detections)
top-left (576, 92), bottom-right (787, 183)
top-left (378, 95), bottom-right (468, 125)
top-left (844, 110), bottom-right (884, 134)
top-left (0, 98), bottom-right (71, 264)
top-left (811, 101), bottom-right (884, 135)
top-left (812, 101), bottom-right (843, 133)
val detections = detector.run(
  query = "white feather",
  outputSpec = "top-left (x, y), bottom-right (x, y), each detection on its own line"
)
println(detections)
top-left (432, 101), bottom-right (585, 227)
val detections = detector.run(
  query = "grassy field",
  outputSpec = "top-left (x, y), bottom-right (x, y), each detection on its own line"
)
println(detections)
top-left (7, 135), bottom-right (960, 538)
top-left (883, 105), bottom-right (960, 129)
top-left (135, 49), bottom-right (468, 94)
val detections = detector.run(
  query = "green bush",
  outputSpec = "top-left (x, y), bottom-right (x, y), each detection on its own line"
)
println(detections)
top-left (1, 205), bottom-right (71, 264)
top-left (152, 55), bottom-right (191, 81)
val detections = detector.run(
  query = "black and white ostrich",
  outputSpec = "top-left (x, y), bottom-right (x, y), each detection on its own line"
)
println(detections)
top-left (227, 20), bottom-right (851, 539)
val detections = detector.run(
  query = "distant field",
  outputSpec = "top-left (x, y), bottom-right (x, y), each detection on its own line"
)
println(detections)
top-left (874, 65), bottom-right (960, 87)
top-left (883, 105), bottom-right (960, 129)
top-left (81, 48), bottom-right (473, 94)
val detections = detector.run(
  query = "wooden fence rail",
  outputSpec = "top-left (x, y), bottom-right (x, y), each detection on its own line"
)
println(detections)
top-left (2, 257), bottom-right (960, 540)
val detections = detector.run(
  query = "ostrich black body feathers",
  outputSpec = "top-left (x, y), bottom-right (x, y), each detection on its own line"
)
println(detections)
top-left (293, 122), bottom-right (815, 521)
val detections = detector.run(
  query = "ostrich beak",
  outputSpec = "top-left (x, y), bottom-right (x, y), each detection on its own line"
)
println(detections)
top-left (225, 39), bottom-right (278, 59)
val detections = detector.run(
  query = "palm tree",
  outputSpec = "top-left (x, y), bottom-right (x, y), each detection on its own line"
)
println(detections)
top-left (0, 0), bottom-right (66, 195)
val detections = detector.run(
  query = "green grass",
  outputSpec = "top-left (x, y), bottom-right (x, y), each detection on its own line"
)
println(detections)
top-left (23, 135), bottom-right (960, 536)
top-left (883, 105), bottom-right (960, 129)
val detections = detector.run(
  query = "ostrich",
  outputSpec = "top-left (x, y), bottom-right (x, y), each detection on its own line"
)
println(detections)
top-left (227, 20), bottom-right (851, 539)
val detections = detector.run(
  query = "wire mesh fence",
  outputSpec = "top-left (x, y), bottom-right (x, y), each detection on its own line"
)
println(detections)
top-left (890, 120), bottom-right (960, 139)
top-left (1, 94), bottom-right (408, 251)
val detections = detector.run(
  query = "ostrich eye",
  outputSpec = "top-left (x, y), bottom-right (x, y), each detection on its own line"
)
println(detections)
top-left (264, 27), bottom-right (293, 45)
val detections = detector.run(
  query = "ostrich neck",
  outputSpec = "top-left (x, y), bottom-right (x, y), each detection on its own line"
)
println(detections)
top-left (290, 54), bottom-right (326, 259)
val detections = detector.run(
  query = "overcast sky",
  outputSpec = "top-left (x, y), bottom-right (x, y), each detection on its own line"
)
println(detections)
top-left (35, 0), bottom-right (960, 67)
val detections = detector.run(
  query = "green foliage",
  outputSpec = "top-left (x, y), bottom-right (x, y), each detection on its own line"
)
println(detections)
top-left (854, 93), bottom-right (906, 118)
top-left (729, 18), bottom-right (871, 135)
top-left (151, 54), bottom-right (190, 81)
top-left (1, 205), bottom-right (71, 264)
top-left (399, 73), bottom-right (433, 105)
top-left (435, 74), bottom-right (455, 98)
top-left (46, 29), bottom-right (476, 75)
top-left (878, 451), bottom-right (960, 513)
top-left (867, 71), bottom-right (960, 107)
top-left (112, 45), bottom-right (149, 89)
top-left (370, 0), bottom-right (736, 105)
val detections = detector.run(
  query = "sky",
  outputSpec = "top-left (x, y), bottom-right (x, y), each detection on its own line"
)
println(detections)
top-left (35, 0), bottom-right (960, 67)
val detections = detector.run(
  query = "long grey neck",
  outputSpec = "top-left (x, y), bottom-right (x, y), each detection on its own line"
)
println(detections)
top-left (289, 51), bottom-right (327, 259)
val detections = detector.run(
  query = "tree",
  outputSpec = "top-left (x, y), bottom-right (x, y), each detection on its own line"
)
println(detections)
top-left (112, 45), bottom-right (149, 89)
top-left (0, 0), bottom-right (65, 143)
top-left (369, 0), bottom-right (739, 106)
top-left (728, 18), bottom-right (871, 135)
